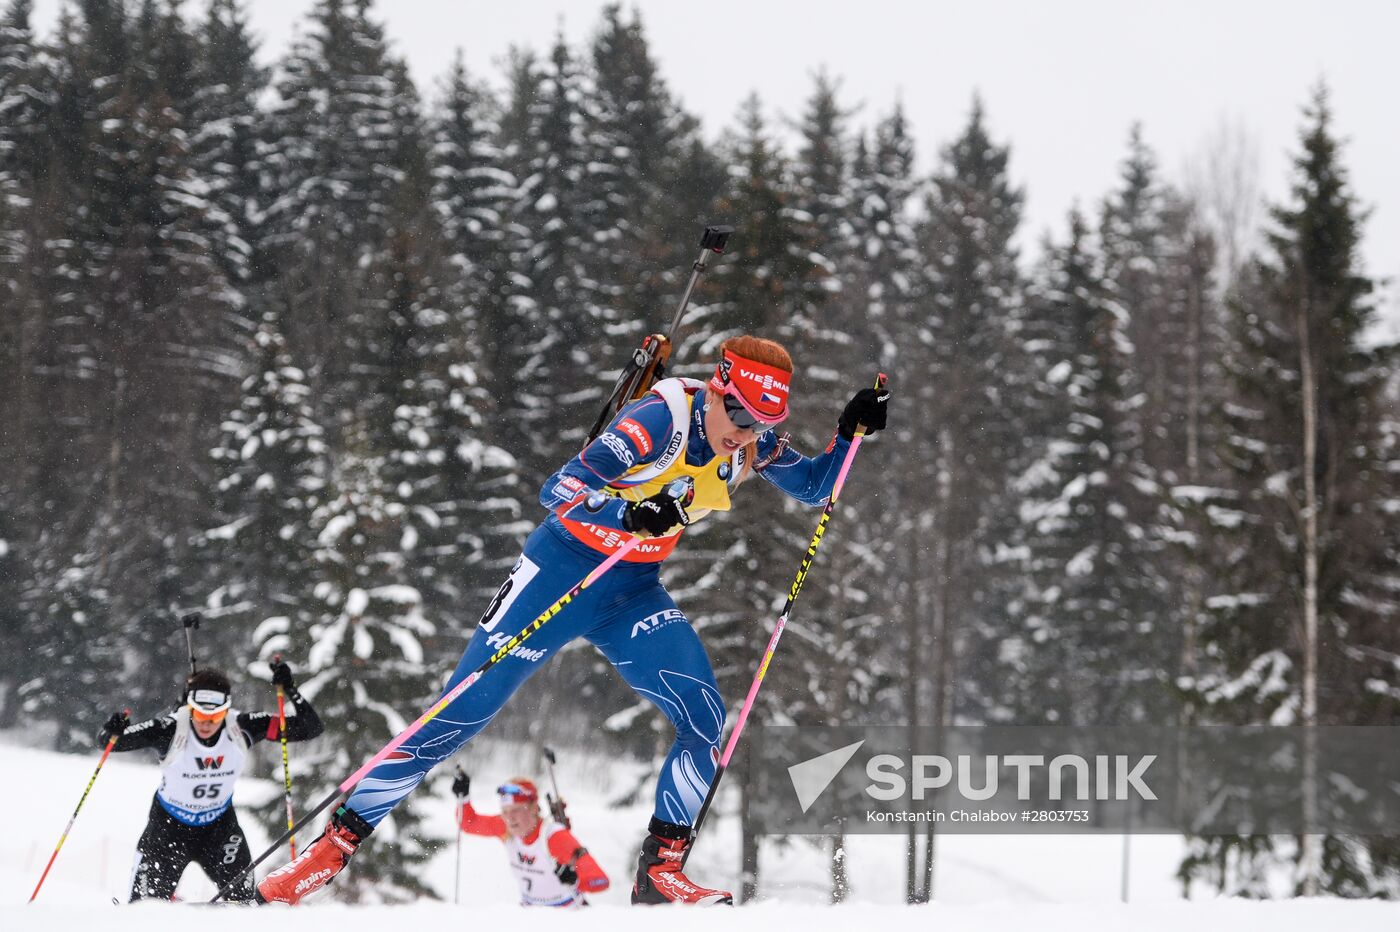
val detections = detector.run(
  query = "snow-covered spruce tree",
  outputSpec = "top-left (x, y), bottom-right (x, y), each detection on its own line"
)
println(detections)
top-left (792, 70), bottom-right (854, 268)
top-left (1, 3), bottom-right (102, 737)
top-left (910, 97), bottom-right (1029, 731)
top-left (258, 0), bottom-right (405, 432)
top-left (712, 78), bottom-right (852, 745)
top-left (1141, 190), bottom-right (1227, 730)
top-left (1179, 87), bottom-right (1400, 899)
top-left (1100, 126), bottom-right (1194, 479)
top-left (0, 3), bottom-right (44, 697)
top-left (788, 70), bottom-right (855, 373)
top-left (580, 3), bottom-right (705, 331)
top-left (0, 484), bottom-right (26, 728)
top-left (893, 97), bottom-right (1029, 903)
top-left (1096, 129), bottom-right (1232, 732)
top-left (366, 177), bottom-right (525, 670)
top-left (297, 440), bottom-right (438, 901)
top-left (203, 313), bottom-right (326, 651)
top-left (501, 33), bottom-right (602, 473)
top-left (21, 0), bottom-right (242, 717)
top-left (425, 54), bottom-right (533, 633)
top-left (431, 51), bottom-right (520, 334)
top-left (1008, 210), bottom-right (1169, 726)
top-left (0, 0), bottom-right (43, 259)
top-left (19, 544), bottom-right (126, 749)
top-left (844, 101), bottom-right (923, 387)
top-left (190, 0), bottom-right (267, 289)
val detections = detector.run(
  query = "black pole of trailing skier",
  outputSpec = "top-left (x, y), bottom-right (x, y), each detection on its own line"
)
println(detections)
top-left (542, 747), bottom-right (570, 829)
top-left (584, 224), bottom-right (735, 444)
top-left (453, 765), bottom-right (468, 904)
top-left (683, 375), bottom-right (888, 867)
top-left (181, 611), bottom-right (201, 675)
top-left (29, 709), bottom-right (129, 902)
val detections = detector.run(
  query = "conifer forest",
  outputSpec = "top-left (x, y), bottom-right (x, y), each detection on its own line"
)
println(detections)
top-left (2, 0), bottom-right (1397, 901)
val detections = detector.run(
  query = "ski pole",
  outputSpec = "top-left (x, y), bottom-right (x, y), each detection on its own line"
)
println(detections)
top-left (29, 709), bottom-right (128, 902)
top-left (684, 375), bottom-right (887, 863)
top-left (665, 224), bottom-right (735, 342)
top-left (542, 747), bottom-right (570, 829)
top-left (210, 479), bottom-right (694, 902)
top-left (452, 765), bottom-right (467, 905)
top-left (273, 653), bottom-right (297, 859)
top-left (181, 611), bottom-right (201, 675)
top-left (586, 224), bottom-right (735, 443)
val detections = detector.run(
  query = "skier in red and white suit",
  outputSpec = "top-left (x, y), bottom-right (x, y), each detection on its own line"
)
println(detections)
top-left (454, 773), bottom-right (608, 907)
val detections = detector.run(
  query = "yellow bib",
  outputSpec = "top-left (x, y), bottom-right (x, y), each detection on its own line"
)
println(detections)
top-left (609, 381), bottom-right (746, 523)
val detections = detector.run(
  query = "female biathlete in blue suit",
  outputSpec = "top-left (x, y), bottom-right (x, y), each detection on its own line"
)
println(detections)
top-left (257, 335), bottom-right (890, 905)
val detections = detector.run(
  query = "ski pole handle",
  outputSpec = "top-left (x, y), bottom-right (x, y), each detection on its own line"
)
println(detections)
top-left (29, 708), bottom-right (128, 902)
top-left (543, 746), bottom-right (562, 799)
top-left (831, 373), bottom-right (887, 497)
top-left (182, 611), bottom-right (201, 676)
top-left (666, 224), bottom-right (735, 341)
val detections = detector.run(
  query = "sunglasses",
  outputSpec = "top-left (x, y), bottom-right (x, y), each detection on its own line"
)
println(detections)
top-left (497, 782), bottom-right (538, 803)
top-left (721, 389), bottom-right (781, 434)
top-left (189, 704), bottom-right (228, 725)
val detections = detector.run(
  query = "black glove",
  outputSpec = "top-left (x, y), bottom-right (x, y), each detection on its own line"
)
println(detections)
top-left (838, 386), bottom-right (891, 441)
top-left (452, 770), bottom-right (471, 799)
top-left (622, 490), bottom-right (691, 537)
top-left (554, 859), bottom-right (579, 886)
top-left (270, 659), bottom-right (296, 690)
top-left (100, 711), bottom-right (129, 743)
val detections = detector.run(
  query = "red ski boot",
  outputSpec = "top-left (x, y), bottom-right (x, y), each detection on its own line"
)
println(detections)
top-left (256, 807), bottom-right (370, 905)
top-left (631, 818), bottom-right (733, 905)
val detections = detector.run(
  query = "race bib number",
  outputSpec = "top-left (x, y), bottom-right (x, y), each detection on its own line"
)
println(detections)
top-left (478, 555), bottom-right (540, 632)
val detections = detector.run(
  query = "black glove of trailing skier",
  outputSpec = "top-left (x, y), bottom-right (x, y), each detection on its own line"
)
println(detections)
top-left (554, 859), bottom-right (579, 886)
top-left (270, 659), bottom-right (296, 690)
top-left (452, 770), bottom-right (471, 799)
top-left (100, 711), bottom-right (129, 743)
top-left (622, 491), bottom-right (691, 538)
top-left (837, 386), bottom-right (891, 441)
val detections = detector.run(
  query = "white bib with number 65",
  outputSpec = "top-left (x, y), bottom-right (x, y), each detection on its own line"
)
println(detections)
top-left (156, 709), bottom-right (251, 826)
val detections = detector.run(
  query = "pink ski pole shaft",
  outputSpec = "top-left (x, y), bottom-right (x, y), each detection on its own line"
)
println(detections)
top-left (685, 374), bottom-right (886, 861)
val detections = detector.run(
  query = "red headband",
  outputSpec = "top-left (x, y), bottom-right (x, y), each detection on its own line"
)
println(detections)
top-left (710, 349), bottom-right (792, 422)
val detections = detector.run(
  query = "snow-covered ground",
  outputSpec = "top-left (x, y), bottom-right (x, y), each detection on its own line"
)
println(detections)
top-left (4, 737), bottom-right (1395, 930)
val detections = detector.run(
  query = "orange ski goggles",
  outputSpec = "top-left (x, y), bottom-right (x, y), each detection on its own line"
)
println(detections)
top-left (188, 688), bottom-right (231, 724)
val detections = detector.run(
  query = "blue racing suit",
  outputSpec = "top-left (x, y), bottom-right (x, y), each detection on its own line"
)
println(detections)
top-left (346, 378), bottom-right (850, 828)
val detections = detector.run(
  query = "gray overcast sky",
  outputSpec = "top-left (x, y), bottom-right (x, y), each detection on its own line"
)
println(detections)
top-left (31, 0), bottom-right (1400, 318)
